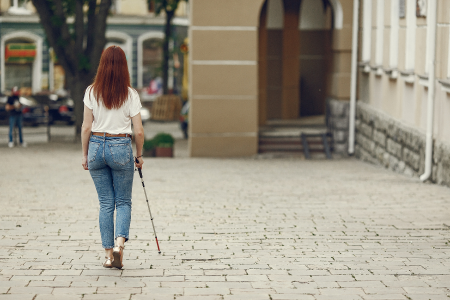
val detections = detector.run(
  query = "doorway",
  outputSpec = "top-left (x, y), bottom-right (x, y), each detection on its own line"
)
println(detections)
top-left (258, 0), bottom-right (334, 125)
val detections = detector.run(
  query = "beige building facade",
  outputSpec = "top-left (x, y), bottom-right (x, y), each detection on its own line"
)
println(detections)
top-left (189, 0), bottom-right (354, 157)
top-left (189, 0), bottom-right (450, 185)
top-left (354, 0), bottom-right (450, 185)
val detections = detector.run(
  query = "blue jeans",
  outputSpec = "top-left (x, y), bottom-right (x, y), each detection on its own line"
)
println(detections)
top-left (88, 135), bottom-right (134, 249)
top-left (9, 115), bottom-right (23, 144)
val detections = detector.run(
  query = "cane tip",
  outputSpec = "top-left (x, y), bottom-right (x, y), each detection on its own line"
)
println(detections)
top-left (158, 251), bottom-right (161, 254)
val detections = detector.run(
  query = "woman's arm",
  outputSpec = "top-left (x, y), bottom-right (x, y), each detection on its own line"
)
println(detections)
top-left (81, 105), bottom-right (94, 170)
top-left (131, 113), bottom-right (144, 169)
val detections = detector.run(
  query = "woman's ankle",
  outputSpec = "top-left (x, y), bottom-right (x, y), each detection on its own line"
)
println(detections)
top-left (105, 248), bottom-right (113, 258)
top-left (116, 237), bottom-right (126, 247)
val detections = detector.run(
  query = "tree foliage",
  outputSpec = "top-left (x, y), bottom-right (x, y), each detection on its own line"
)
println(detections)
top-left (31, 0), bottom-right (112, 134)
top-left (151, 0), bottom-right (187, 94)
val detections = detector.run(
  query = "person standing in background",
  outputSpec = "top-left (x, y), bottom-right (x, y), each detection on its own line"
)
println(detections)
top-left (6, 87), bottom-right (26, 148)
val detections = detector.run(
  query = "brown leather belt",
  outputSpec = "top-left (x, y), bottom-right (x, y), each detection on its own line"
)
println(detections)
top-left (92, 132), bottom-right (132, 138)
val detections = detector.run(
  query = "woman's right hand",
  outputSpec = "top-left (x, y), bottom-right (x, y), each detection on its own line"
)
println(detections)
top-left (135, 156), bottom-right (144, 169)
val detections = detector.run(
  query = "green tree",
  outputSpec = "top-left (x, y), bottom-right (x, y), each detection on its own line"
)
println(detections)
top-left (153, 0), bottom-right (186, 94)
top-left (31, 0), bottom-right (112, 136)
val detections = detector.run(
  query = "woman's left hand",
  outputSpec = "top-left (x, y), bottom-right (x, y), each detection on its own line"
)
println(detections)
top-left (82, 156), bottom-right (88, 170)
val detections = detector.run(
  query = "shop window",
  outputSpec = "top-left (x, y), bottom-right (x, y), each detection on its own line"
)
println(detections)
top-left (142, 38), bottom-right (163, 97)
top-left (4, 39), bottom-right (35, 92)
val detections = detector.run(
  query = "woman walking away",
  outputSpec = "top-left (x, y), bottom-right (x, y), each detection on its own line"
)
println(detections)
top-left (81, 45), bottom-right (145, 269)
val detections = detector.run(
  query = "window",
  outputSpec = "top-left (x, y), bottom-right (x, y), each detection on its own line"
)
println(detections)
top-left (362, 0), bottom-right (372, 63)
top-left (405, 0), bottom-right (416, 71)
top-left (389, 0), bottom-right (399, 70)
top-left (375, 0), bottom-right (384, 72)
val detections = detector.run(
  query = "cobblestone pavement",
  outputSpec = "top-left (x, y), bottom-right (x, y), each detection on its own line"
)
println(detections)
top-left (1, 142), bottom-right (450, 300)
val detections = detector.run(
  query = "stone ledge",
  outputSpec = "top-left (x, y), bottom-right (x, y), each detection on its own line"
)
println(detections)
top-left (357, 102), bottom-right (425, 152)
top-left (355, 101), bottom-right (450, 187)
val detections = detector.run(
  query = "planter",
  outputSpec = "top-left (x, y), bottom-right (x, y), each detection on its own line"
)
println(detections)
top-left (143, 149), bottom-right (155, 157)
top-left (155, 146), bottom-right (173, 157)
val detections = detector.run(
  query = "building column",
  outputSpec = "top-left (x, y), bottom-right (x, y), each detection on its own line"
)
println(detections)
top-left (258, 1), bottom-right (268, 125)
top-left (281, 0), bottom-right (301, 119)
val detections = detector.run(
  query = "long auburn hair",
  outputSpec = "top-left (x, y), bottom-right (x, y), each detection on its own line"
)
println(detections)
top-left (91, 46), bottom-right (130, 109)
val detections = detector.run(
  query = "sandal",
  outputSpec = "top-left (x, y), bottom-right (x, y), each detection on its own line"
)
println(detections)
top-left (111, 245), bottom-right (124, 269)
top-left (103, 256), bottom-right (113, 268)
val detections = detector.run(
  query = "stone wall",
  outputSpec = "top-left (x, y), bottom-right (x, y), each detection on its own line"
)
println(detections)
top-left (355, 102), bottom-right (450, 186)
top-left (326, 98), bottom-right (350, 155)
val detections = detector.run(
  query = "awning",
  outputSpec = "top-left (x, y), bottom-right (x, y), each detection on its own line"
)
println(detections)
top-left (5, 43), bottom-right (36, 63)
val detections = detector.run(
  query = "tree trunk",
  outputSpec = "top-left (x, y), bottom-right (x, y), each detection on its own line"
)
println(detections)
top-left (162, 9), bottom-right (174, 94)
top-left (31, 0), bottom-right (111, 141)
top-left (69, 74), bottom-right (93, 139)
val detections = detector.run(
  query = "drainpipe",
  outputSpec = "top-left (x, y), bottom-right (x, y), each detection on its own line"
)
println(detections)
top-left (420, 0), bottom-right (437, 182)
top-left (348, 0), bottom-right (359, 155)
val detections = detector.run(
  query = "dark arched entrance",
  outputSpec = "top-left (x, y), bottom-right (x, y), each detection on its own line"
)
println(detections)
top-left (258, 0), bottom-right (334, 125)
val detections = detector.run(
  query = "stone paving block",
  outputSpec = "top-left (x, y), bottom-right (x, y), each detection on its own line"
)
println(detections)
top-left (96, 287), bottom-right (142, 294)
top-left (270, 294), bottom-right (315, 300)
top-left (8, 287), bottom-right (53, 294)
top-left (186, 276), bottom-right (226, 282)
top-left (81, 270), bottom-right (122, 276)
top-left (204, 270), bottom-right (246, 276)
top-left (35, 295), bottom-right (82, 300)
top-left (224, 294), bottom-right (271, 300)
top-left (70, 281), bottom-right (115, 288)
top-left (131, 295), bottom-right (174, 300)
top-left (139, 275), bottom-right (185, 282)
top-left (402, 287), bottom-right (448, 294)
top-left (141, 286), bottom-right (183, 294)
top-left (338, 281), bottom-right (385, 288)
top-left (319, 287), bottom-right (365, 295)
top-left (361, 295), bottom-right (407, 300)
top-left (165, 269), bottom-right (204, 276)
top-left (227, 275), bottom-right (268, 282)
top-left (160, 281), bottom-right (206, 288)
top-left (314, 295), bottom-right (364, 300)
top-left (83, 294), bottom-right (134, 300)
top-left (312, 275), bottom-right (355, 282)
top-left (0, 281), bottom-right (30, 287)
top-left (0, 295), bottom-right (35, 300)
top-left (28, 280), bottom-right (71, 287)
top-left (0, 270), bottom-right (41, 276)
top-left (173, 296), bottom-right (223, 300)
top-left (41, 270), bottom-right (82, 276)
top-left (184, 287), bottom-right (229, 296)
top-left (52, 287), bottom-right (97, 294)
top-left (407, 294), bottom-right (450, 300)
top-left (121, 269), bottom-right (163, 277)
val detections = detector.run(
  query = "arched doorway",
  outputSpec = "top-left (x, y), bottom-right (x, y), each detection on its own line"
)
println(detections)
top-left (258, 0), bottom-right (339, 124)
top-left (1, 31), bottom-right (43, 94)
top-left (137, 32), bottom-right (164, 100)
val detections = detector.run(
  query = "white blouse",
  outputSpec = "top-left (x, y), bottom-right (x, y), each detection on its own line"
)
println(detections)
top-left (83, 86), bottom-right (142, 134)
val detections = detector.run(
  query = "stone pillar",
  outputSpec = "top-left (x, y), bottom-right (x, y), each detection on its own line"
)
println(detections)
top-left (327, 98), bottom-right (350, 155)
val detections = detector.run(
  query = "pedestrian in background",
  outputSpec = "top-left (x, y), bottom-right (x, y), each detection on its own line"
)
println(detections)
top-left (81, 45), bottom-right (145, 269)
top-left (6, 87), bottom-right (26, 148)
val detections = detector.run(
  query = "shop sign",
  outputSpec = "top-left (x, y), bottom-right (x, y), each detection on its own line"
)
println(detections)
top-left (5, 43), bottom-right (36, 63)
